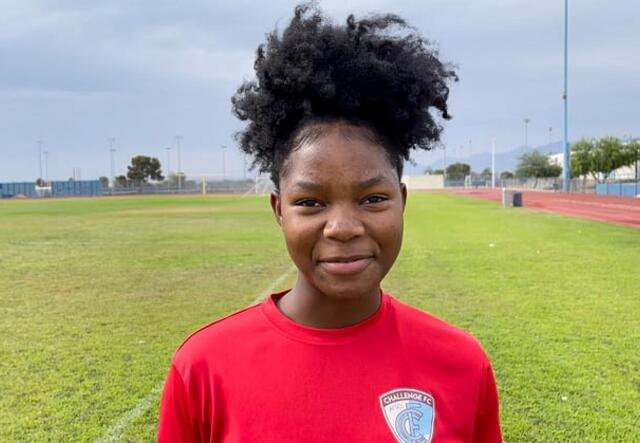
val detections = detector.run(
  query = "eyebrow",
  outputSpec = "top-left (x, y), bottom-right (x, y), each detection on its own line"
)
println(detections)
top-left (356, 175), bottom-right (392, 189)
top-left (293, 175), bottom-right (392, 191)
top-left (293, 181), bottom-right (325, 191)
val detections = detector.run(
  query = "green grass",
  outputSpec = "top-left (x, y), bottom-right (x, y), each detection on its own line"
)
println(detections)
top-left (0, 193), bottom-right (638, 442)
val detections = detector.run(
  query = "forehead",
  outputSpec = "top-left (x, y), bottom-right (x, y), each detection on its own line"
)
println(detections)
top-left (281, 126), bottom-right (398, 187)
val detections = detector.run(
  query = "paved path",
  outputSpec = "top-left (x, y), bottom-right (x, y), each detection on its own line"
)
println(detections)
top-left (445, 188), bottom-right (640, 228)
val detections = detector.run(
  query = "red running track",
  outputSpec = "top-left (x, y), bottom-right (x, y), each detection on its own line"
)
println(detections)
top-left (444, 188), bottom-right (640, 229)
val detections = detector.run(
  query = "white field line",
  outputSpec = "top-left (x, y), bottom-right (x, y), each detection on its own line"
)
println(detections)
top-left (94, 266), bottom-right (296, 443)
top-left (250, 266), bottom-right (296, 305)
top-left (94, 385), bottom-right (163, 443)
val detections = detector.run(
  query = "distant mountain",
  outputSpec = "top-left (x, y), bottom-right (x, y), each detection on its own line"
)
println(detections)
top-left (412, 141), bottom-right (566, 175)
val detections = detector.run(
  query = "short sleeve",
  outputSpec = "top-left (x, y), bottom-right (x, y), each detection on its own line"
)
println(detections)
top-left (471, 360), bottom-right (502, 443)
top-left (157, 363), bottom-right (199, 443)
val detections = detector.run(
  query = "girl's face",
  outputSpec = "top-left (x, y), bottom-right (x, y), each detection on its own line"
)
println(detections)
top-left (271, 123), bottom-right (407, 301)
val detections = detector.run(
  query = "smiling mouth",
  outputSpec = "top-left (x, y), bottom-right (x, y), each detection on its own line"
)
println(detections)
top-left (318, 255), bottom-right (374, 275)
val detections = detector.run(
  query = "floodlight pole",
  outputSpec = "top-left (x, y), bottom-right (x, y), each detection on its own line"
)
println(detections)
top-left (562, 0), bottom-right (570, 192)
top-left (635, 141), bottom-right (638, 197)
top-left (523, 118), bottom-right (530, 148)
top-left (166, 147), bottom-right (172, 189)
top-left (44, 151), bottom-right (49, 183)
top-left (222, 145), bottom-right (227, 181)
top-left (175, 135), bottom-right (183, 190)
top-left (466, 139), bottom-right (473, 187)
top-left (108, 137), bottom-right (116, 190)
top-left (491, 138), bottom-right (496, 188)
top-left (243, 153), bottom-right (247, 180)
top-left (37, 140), bottom-right (44, 182)
top-left (443, 144), bottom-right (447, 186)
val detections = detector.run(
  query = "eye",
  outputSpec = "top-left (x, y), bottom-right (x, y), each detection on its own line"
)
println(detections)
top-left (362, 195), bottom-right (388, 205)
top-left (295, 199), bottom-right (323, 208)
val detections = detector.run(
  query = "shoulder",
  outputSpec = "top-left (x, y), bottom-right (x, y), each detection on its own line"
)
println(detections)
top-left (387, 295), bottom-right (491, 365)
top-left (171, 302), bottom-right (266, 371)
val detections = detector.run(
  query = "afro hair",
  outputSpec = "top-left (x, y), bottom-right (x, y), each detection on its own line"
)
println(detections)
top-left (231, 2), bottom-right (457, 187)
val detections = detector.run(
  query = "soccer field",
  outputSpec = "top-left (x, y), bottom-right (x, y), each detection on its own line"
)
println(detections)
top-left (1, 193), bottom-right (638, 442)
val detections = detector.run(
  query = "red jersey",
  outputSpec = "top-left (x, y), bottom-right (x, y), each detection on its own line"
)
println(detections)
top-left (158, 290), bottom-right (502, 442)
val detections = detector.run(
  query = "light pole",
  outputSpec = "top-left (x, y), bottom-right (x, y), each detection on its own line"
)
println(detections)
top-left (562, 0), bottom-right (570, 192)
top-left (633, 140), bottom-right (638, 197)
top-left (222, 145), bottom-right (227, 181)
top-left (243, 153), bottom-right (247, 180)
top-left (165, 147), bottom-right (172, 189)
top-left (548, 127), bottom-right (553, 144)
top-left (443, 144), bottom-right (447, 185)
top-left (108, 137), bottom-right (116, 189)
top-left (175, 135), bottom-right (183, 189)
top-left (468, 139), bottom-right (473, 182)
top-left (523, 118), bottom-right (530, 148)
top-left (491, 138), bottom-right (496, 189)
top-left (43, 151), bottom-right (49, 184)
top-left (36, 140), bottom-right (44, 182)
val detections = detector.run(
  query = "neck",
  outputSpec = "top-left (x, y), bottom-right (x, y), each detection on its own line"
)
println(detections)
top-left (276, 274), bottom-right (382, 328)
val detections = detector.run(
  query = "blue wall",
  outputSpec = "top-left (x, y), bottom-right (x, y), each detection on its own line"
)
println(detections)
top-left (0, 180), bottom-right (103, 198)
top-left (50, 180), bottom-right (103, 197)
top-left (596, 182), bottom-right (640, 197)
top-left (0, 182), bottom-right (37, 198)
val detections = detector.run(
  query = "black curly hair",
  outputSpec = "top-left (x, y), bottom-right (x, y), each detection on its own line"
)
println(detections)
top-left (231, 2), bottom-right (457, 189)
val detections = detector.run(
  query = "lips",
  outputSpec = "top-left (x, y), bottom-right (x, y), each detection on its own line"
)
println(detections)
top-left (318, 254), bottom-right (374, 275)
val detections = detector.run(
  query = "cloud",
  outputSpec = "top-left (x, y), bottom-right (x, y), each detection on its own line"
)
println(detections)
top-left (0, 87), bottom-right (118, 101)
top-left (0, 0), bottom-right (638, 181)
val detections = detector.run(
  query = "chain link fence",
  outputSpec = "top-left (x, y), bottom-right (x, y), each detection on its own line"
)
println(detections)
top-left (106, 176), bottom-right (275, 196)
top-left (444, 176), bottom-right (639, 197)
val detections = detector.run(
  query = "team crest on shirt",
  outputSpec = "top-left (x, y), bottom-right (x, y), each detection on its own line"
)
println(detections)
top-left (379, 388), bottom-right (435, 443)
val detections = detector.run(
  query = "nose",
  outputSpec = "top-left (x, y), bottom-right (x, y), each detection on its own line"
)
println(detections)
top-left (322, 204), bottom-right (365, 242)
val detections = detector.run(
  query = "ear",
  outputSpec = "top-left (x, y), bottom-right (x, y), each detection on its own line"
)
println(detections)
top-left (400, 182), bottom-right (407, 212)
top-left (270, 191), bottom-right (283, 227)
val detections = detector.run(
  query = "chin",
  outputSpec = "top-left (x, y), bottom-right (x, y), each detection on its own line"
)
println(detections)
top-left (316, 276), bottom-right (381, 301)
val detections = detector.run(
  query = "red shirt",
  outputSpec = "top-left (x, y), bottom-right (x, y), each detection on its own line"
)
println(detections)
top-left (158, 290), bottom-right (502, 442)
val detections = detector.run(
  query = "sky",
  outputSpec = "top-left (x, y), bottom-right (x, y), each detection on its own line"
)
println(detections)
top-left (1, 0), bottom-right (638, 182)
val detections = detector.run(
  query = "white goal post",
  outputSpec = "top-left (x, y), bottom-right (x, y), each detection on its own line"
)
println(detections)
top-left (187, 173), bottom-right (275, 196)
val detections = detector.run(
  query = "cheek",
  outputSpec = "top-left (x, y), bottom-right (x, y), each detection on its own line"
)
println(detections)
top-left (281, 216), bottom-right (320, 263)
top-left (371, 211), bottom-right (404, 256)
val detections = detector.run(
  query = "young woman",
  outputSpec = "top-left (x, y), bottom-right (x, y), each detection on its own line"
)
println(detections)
top-left (158, 4), bottom-right (501, 442)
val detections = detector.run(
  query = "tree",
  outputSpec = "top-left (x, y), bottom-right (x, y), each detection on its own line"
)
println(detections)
top-left (35, 178), bottom-right (46, 186)
top-left (500, 171), bottom-right (514, 179)
top-left (166, 172), bottom-right (187, 187)
top-left (515, 150), bottom-right (562, 179)
top-left (126, 155), bottom-right (164, 183)
top-left (571, 137), bottom-right (635, 183)
top-left (99, 176), bottom-right (109, 188)
top-left (480, 168), bottom-right (492, 178)
top-left (433, 169), bottom-right (444, 175)
top-left (570, 138), bottom-right (594, 180)
top-left (624, 141), bottom-right (640, 179)
top-left (446, 162), bottom-right (471, 180)
top-left (115, 175), bottom-right (128, 187)
top-left (592, 137), bottom-right (629, 182)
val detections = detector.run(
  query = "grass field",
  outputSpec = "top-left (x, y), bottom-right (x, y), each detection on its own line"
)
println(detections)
top-left (1, 193), bottom-right (638, 442)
